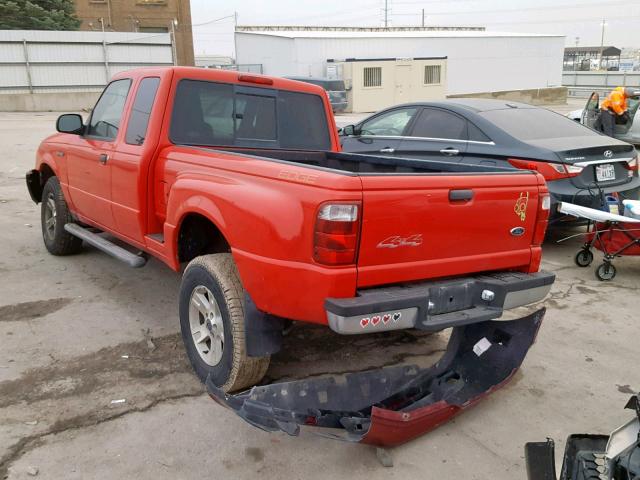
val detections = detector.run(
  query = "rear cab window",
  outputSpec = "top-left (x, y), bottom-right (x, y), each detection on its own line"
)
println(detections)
top-left (169, 79), bottom-right (331, 151)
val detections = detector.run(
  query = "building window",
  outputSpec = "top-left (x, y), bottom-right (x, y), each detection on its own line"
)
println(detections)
top-left (424, 65), bottom-right (441, 85)
top-left (138, 26), bottom-right (169, 33)
top-left (363, 67), bottom-right (382, 88)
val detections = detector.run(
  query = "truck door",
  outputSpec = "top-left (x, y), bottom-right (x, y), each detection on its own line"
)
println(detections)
top-left (581, 92), bottom-right (599, 129)
top-left (110, 77), bottom-right (161, 243)
top-left (395, 107), bottom-right (468, 162)
top-left (66, 79), bottom-right (132, 229)
top-left (340, 106), bottom-right (418, 156)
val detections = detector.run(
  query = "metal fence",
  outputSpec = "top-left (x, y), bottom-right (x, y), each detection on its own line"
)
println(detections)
top-left (0, 30), bottom-right (174, 94)
top-left (562, 71), bottom-right (640, 89)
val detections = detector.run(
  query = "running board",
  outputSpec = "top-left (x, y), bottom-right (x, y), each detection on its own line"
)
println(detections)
top-left (64, 223), bottom-right (147, 268)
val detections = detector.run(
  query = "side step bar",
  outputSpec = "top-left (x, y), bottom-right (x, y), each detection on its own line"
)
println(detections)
top-left (64, 223), bottom-right (147, 268)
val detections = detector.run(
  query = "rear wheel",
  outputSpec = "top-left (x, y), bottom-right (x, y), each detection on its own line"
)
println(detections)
top-left (179, 253), bottom-right (270, 392)
top-left (40, 176), bottom-right (83, 256)
top-left (595, 262), bottom-right (616, 281)
top-left (574, 249), bottom-right (594, 267)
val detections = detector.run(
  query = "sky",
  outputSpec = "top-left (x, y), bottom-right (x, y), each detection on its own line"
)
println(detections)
top-left (189, 0), bottom-right (640, 57)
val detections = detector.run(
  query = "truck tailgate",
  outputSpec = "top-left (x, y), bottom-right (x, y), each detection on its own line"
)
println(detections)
top-left (357, 173), bottom-right (542, 287)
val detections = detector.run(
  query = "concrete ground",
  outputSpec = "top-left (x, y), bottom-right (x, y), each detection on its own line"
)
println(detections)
top-left (1, 104), bottom-right (638, 479)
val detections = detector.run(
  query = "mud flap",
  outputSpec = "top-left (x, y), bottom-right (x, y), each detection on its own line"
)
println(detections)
top-left (207, 308), bottom-right (545, 446)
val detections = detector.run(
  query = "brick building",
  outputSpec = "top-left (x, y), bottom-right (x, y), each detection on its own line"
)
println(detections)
top-left (73, 0), bottom-right (194, 66)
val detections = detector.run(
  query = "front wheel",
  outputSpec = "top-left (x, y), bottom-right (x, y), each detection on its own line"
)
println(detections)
top-left (179, 253), bottom-right (270, 392)
top-left (40, 176), bottom-right (83, 256)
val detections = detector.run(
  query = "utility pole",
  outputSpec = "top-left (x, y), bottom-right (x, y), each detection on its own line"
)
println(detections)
top-left (384, 0), bottom-right (389, 28)
top-left (421, 8), bottom-right (425, 28)
top-left (598, 19), bottom-right (607, 70)
top-left (233, 11), bottom-right (238, 64)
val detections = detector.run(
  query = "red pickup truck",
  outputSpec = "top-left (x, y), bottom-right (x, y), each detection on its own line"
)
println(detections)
top-left (27, 67), bottom-right (554, 445)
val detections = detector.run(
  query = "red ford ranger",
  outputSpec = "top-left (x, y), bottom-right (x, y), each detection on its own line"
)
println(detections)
top-left (26, 67), bottom-right (554, 445)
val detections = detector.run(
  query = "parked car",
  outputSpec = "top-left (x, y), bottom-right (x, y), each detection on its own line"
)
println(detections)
top-left (26, 67), bottom-right (554, 444)
top-left (567, 90), bottom-right (640, 145)
top-left (285, 76), bottom-right (347, 112)
top-left (340, 99), bottom-right (640, 225)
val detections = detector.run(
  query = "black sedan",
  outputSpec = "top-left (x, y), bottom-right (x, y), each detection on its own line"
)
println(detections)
top-left (339, 99), bottom-right (640, 224)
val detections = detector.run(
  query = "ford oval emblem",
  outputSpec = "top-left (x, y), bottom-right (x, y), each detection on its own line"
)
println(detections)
top-left (510, 227), bottom-right (525, 236)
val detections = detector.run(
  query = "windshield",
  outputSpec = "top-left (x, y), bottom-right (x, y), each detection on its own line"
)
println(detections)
top-left (481, 108), bottom-right (597, 140)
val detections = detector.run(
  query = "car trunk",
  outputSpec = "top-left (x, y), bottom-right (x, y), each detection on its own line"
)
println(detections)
top-left (356, 173), bottom-right (542, 287)
top-left (529, 137), bottom-right (636, 190)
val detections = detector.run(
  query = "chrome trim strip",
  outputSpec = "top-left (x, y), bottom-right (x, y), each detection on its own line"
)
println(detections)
top-left (355, 135), bottom-right (495, 146)
top-left (574, 158), bottom-right (633, 167)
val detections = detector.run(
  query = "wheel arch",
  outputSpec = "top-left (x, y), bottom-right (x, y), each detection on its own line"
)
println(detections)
top-left (175, 211), bottom-right (231, 264)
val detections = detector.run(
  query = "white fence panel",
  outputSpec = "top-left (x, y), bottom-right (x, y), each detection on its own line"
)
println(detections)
top-left (0, 29), bottom-right (174, 94)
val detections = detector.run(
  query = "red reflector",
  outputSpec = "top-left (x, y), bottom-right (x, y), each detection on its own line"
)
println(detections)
top-left (238, 74), bottom-right (274, 85)
top-left (314, 232), bottom-right (358, 250)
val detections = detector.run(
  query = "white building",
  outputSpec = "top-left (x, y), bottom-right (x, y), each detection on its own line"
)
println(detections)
top-left (235, 29), bottom-right (565, 98)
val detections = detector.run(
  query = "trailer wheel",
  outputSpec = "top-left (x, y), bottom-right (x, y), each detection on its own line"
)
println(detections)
top-left (179, 253), bottom-right (270, 392)
top-left (574, 249), bottom-right (594, 267)
top-left (40, 176), bottom-right (83, 256)
top-left (595, 262), bottom-right (616, 281)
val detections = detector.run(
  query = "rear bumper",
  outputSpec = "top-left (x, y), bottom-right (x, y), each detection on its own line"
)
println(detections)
top-left (324, 271), bottom-right (554, 335)
top-left (207, 308), bottom-right (545, 446)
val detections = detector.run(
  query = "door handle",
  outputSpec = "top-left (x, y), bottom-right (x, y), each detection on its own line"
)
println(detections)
top-left (99, 153), bottom-right (109, 165)
top-left (449, 189), bottom-right (474, 202)
top-left (380, 147), bottom-right (395, 154)
top-left (440, 148), bottom-right (459, 156)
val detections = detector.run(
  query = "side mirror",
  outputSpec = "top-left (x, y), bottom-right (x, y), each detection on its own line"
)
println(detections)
top-left (56, 114), bottom-right (84, 135)
top-left (342, 124), bottom-right (356, 136)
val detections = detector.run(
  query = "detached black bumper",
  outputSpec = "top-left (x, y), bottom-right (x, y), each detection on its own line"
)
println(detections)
top-left (207, 308), bottom-right (546, 446)
top-left (324, 271), bottom-right (554, 335)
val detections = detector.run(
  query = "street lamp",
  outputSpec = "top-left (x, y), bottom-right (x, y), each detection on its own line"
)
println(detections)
top-left (598, 19), bottom-right (607, 70)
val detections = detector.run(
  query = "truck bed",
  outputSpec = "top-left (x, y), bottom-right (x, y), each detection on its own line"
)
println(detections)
top-left (212, 147), bottom-right (522, 176)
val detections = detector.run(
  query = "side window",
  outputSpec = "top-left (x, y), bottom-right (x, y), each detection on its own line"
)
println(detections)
top-left (410, 108), bottom-right (467, 140)
top-left (125, 77), bottom-right (160, 146)
top-left (87, 79), bottom-right (132, 140)
top-left (360, 108), bottom-right (417, 136)
top-left (468, 122), bottom-right (491, 142)
top-left (235, 93), bottom-right (277, 141)
top-left (170, 79), bottom-right (234, 145)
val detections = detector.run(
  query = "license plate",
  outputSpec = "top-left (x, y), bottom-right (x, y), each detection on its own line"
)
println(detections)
top-left (596, 163), bottom-right (615, 182)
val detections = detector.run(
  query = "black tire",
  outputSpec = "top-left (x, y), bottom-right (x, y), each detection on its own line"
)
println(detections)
top-left (574, 249), bottom-right (594, 267)
top-left (595, 262), bottom-right (616, 281)
top-left (179, 253), bottom-right (270, 392)
top-left (40, 176), bottom-right (83, 256)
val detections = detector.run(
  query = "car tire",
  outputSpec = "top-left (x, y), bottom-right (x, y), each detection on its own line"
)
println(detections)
top-left (40, 176), bottom-right (83, 256)
top-left (574, 249), bottom-right (594, 267)
top-left (595, 262), bottom-right (616, 281)
top-left (179, 253), bottom-right (270, 392)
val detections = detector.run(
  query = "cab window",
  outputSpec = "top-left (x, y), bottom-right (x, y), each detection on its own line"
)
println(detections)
top-left (87, 79), bottom-right (132, 140)
top-left (125, 77), bottom-right (160, 146)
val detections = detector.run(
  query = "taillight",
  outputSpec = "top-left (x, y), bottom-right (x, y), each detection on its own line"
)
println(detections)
top-left (623, 153), bottom-right (638, 177)
top-left (508, 158), bottom-right (583, 180)
top-left (313, 203), bottom-right (361, 266)
top-left (532, 190), bottom-right (550, 247)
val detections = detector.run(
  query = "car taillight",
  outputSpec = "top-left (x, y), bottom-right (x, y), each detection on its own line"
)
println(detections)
top-left (314, 203), bottom-right (361, 266)
top-left (624, 153), bottom-right (638, 177)
top-left (508, 158), bottom-right (583, 180)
